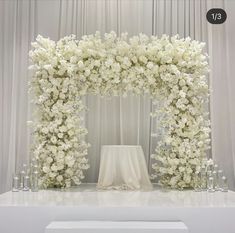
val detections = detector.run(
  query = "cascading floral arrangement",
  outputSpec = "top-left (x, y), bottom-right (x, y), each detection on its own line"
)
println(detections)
top-left (29, 31), bottom-right (210, 189)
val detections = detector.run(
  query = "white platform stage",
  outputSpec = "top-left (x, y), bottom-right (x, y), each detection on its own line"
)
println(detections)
top-left (1, 184), bottom-right (235, 233)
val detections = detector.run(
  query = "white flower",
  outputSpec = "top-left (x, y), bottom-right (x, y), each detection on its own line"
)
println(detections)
top-left (105, 58), bottom-right (113, 67)
top-left (59, 93), bottom-right (65, 99)
top-left (51, 164), bottom-right (58, 172)
top-left (42, 127), bottom-right (49, 134)
top-left (179, 90), bottom-right (186, 98)
top-left (70, 56), bottom-right (78, 64)
top-left (84, 69), bottom-right (91, 76)
top-left (68, 129), bottom-right (74, 136)
top-left (56, 175), bottom-right (63, 182)
top-left (51, 136), bottom-right (57, 144)
top-left (49, 172), bottom-right (57, 178)
top-left (147, 62), bottom-right (154, 69)
top-left (58, 150), bottom-right (65, 158)
top-left (139, 55), bottom-right (147, 64)
top-left (58, 133), bottom-right (63, 138)
top-left (59, 125), bottom-right (67, 132)
top-left (179, 79), bottom-right (186, 86)
top-left (46, 157), bottom-right (53, 164)
top-left (65, 156), bottom-right (75, 167)
top-left (43, 166), bottom-right (50, 173)
top-left (65, 168), bottom-right (73, 176)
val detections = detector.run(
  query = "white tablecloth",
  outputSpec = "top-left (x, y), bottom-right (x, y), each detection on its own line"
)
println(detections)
top-left (97, 145), bottom-right (152, 190)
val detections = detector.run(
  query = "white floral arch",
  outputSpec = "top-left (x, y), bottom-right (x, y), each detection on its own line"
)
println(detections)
top-left (29, 32), bottom-right (210, 189)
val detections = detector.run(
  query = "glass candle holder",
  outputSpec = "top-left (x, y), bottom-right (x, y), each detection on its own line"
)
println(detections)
top-left (12, 175), bottom-right (20, 192)
top-left (30, 163), bottom-right (39, 186)
top-left (218, 170), bottom-right (224, 190)
top-left (213, 170), bottom-right (219, 191)
top-left (19, 170), bottom-right (26, 190)
top-left (23, 175), bottom-right (30, 191)
top-left (31, 171), bottom-right (39, 192)
top-left (214, 164), bottom-right (219, 172)
top-left (200, 166), bottom-right (207, 191)
top-left (207, 163), bottom-right (214, 174)
top-left (206, 170), bottom-right (212, 190)
top-left (22, 163), bottom-right (28, 171)
top-left (221, 176), bottom-right (228, 192)
top-left (194, 171), bottom-right (201, 192)
top-left (207, 176), bottom-right (215, 192)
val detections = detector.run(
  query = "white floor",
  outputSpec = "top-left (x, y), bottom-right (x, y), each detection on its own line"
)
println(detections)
top-left (1, 184), bottom-right (235, 233)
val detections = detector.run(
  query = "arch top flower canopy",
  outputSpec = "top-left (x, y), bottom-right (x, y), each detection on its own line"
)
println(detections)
top-left (29, 31), bottom-right (210, 189)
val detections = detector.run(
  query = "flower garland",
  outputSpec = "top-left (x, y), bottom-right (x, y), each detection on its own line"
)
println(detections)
top-left (29, 32), bottom-right (210, 189)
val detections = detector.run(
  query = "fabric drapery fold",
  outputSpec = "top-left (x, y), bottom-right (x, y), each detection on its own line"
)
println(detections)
top-left (97, 145), bottom-right (152, 190)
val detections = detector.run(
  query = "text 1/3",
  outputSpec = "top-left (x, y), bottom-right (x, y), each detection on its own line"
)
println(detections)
top-left (211, 13), bottom-right (221, 21)
top-left (206, 8), bottom-right (227, 24)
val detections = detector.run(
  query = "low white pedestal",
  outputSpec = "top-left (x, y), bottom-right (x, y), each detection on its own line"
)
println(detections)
top-left (45, 221), bottom-right (188, 233)
top-left (1, 184), bottom-right (235, 233)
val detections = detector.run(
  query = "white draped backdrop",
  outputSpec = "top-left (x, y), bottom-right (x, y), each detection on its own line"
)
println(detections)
top-left (0, 0), bottom-right (235, 193)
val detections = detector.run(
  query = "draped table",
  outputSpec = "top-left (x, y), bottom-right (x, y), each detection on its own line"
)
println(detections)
top-left (97, 145), bottom-right (152, 190)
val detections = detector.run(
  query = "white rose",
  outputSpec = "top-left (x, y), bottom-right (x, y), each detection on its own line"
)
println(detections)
top-left (84, 69), bottom-right (91, 76)
top-left (139, 55), bottom-right (147, 64)
top-left (43, 166), bottom-right (50, 173)
top-left (58, 133), bottom-right (63, 139)
top-left (42, 127), bottom-right (49, 134)
top-left (46, 157), bottom-right (53, 164)
top-left (58, 150), bottom-right (65, 158)
top-left (49, 172), bottom-right (56, 178)
top-left (57, 164), bottom-right (64, 170)
top-left (70, 56), bottom-right (78, 64)
top-left (56, 175), bottom-right (63, 182)
top-left (179, 90), bottom-right (186, 98)
top-left (65, 168), bottom-right (73, 176)
top-left (68, 129), bottom-right (74, 136)
top-left (59, 93), bottom-right (65, 99)
top-left (179, 79), bottom-right (186, 86)
top-left (51, 136), bottom-right (57, 144)
top-left (51, 164), bottom-right (58, 172)
top-left (59, 126), bottom-right (67, 132)
top-left (78, 60), bottom-right (84, 69)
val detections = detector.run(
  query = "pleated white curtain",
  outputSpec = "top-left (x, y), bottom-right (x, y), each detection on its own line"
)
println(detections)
top-left (1, 0), bottom-right (235, 193)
